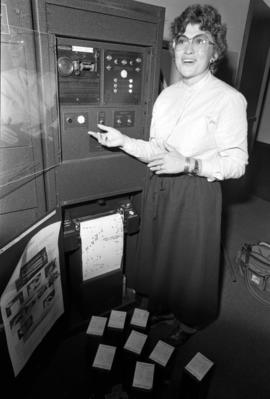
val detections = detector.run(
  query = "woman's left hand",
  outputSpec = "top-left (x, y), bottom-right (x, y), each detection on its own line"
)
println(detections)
top-left (147, 143), bottom-right (186, 174)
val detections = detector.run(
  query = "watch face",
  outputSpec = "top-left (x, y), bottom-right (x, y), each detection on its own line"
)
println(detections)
top-left (193, 159), bottom-right (199, 175)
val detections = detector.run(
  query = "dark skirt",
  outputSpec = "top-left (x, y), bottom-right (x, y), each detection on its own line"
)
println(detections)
top-left (134, 173), bottom-right (222, 328)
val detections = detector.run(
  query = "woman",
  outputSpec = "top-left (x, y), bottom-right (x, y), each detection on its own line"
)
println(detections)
top-left (89, 4), bottom-right (248, 343)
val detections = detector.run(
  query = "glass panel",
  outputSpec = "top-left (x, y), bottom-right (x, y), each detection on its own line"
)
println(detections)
top-left (1, 26), bottom-right (58, 202)
top-left (0, 24), bottom-right (59, 245)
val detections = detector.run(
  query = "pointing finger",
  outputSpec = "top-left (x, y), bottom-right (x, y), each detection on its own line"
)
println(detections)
top-left (97, 123), bottom-right (112, 131)
top-left (88, 131), bottom-right (99, 139)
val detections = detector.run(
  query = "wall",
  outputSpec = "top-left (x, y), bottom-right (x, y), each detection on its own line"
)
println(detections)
top-left (136, 0), bottom-right (250, 52)
top-left (138, 0), bottom-right (270, 144)
top-left (136, 0), bottom-right (250, 84)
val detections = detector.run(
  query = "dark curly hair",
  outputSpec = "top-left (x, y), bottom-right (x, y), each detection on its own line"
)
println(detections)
top-left (171, 4), bottom-right (227, 74)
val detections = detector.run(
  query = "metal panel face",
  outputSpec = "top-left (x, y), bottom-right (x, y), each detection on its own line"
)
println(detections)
top-left (57, 155), bottom-right (146, 205)
top-left (61, 106), bottom-right (144, 160)
top-left (46, 4), bottom-right (158, 45)
top-left (54, 38), bottom-right (152, 204)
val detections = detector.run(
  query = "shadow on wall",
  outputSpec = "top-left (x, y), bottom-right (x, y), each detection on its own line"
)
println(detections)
top-left (216, 50), bottom-right (239, 87)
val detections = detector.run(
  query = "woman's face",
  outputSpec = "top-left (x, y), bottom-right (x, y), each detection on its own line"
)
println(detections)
top-left (174, 23), bottom-right (217, 85)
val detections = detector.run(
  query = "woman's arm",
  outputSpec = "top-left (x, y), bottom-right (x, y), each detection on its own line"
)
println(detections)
top-left (88, 123), bottom-right (166, 163)
top-left (199, 92), bottom-right (248, 181)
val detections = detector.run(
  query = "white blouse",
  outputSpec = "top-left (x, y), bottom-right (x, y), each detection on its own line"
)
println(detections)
top-left (122, 72), bottom-right (248, 182)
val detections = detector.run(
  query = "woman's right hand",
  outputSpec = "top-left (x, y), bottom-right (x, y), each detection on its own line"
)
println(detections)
top-left (88, 124), bottom-right (126, 147)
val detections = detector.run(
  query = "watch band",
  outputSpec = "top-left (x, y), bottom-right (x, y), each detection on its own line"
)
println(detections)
top-left (183, 157), bottom-right (191, 174)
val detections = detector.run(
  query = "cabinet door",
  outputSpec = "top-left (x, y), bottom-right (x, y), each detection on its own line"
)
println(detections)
top-left (0, 1), bottom-right (57, 247)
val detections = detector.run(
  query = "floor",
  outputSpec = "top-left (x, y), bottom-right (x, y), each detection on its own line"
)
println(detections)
top-left (6, 195), bottom-right (270, 399)
top-left (166, 195), bottom-right (270, 399)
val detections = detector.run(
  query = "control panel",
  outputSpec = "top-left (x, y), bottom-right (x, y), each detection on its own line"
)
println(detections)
top-left (57, 44), bottom-right (100, 104)
top-left (57, 38), bottom-right (147, 161)
top-left (104, 50), bottom-right (143, 104)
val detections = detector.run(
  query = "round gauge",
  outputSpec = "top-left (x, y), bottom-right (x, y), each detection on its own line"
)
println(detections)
top-left (58, 56), bottom-right (74, 76)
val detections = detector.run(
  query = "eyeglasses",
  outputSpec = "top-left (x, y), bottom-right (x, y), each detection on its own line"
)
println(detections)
top-left (173, 34), bottom-right (215, 51)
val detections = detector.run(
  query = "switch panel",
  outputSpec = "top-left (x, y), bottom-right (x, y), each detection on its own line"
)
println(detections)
top-left (64, 112), bottom-right (89, 128)
top-left (114, 111), bottom-right (135, 128)
top-left (97, 111), bottom-right (106, 125)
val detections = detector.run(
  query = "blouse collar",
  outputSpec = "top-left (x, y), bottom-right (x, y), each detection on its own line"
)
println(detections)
top-left (178, 70), bottom-right (213, 92)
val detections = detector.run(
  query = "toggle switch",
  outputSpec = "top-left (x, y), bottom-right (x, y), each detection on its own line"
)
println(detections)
top-left (97, 111), bottom-right (106, 125)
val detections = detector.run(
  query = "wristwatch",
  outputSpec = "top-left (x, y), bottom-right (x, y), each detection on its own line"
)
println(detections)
top-left (192, 159), bottom-right (200, 175)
